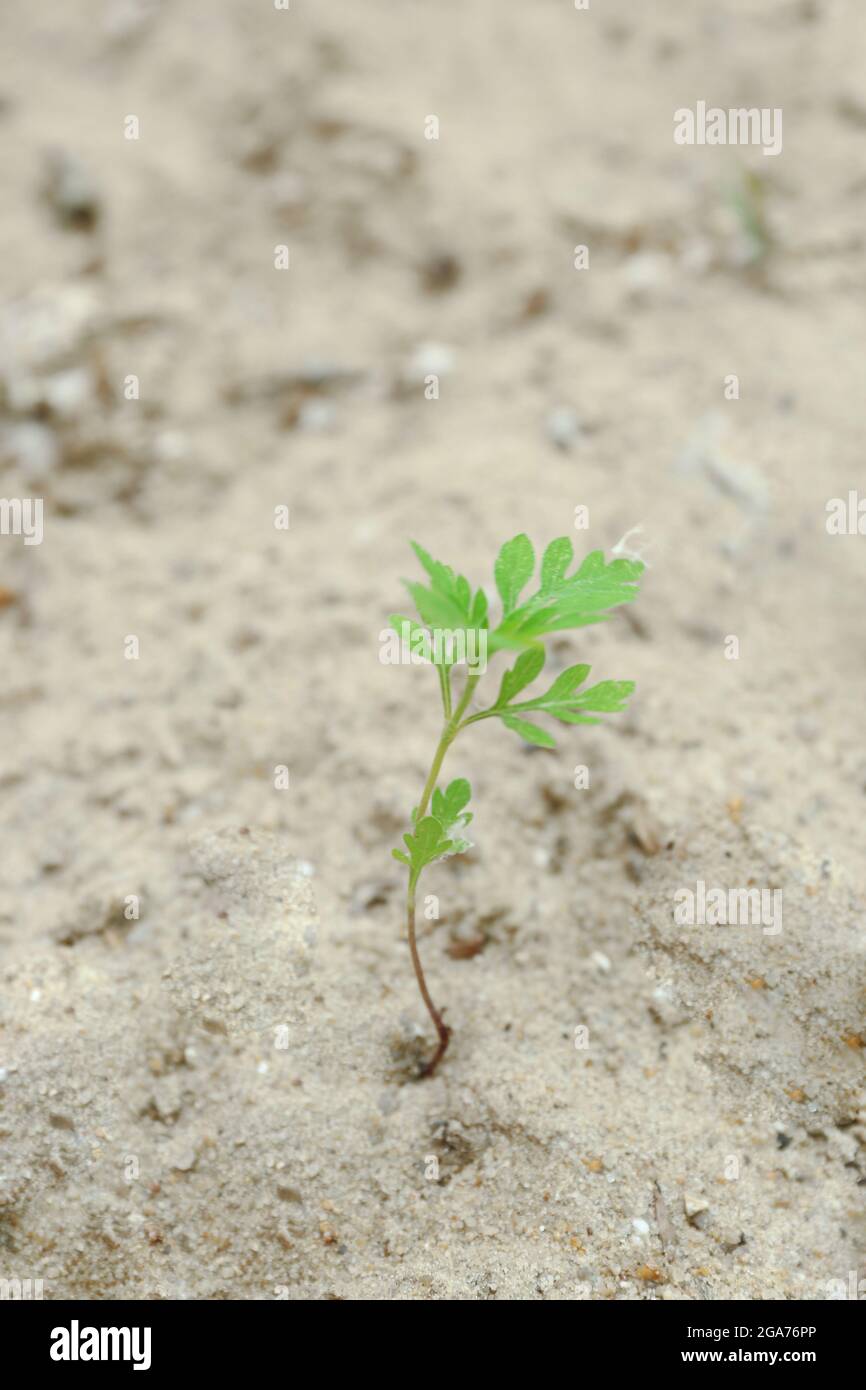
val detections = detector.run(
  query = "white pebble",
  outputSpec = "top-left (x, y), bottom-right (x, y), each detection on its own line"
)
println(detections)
top-left (545, 406), bottom-right (581, 450)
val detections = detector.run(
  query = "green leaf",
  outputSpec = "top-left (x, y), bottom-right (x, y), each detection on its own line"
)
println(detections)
top-left (410, 541), bottom-right (465, 606)
top-left (470, 588), bottom-right (488, 626)
top-left (389, 614), bottom-right (430, 648)
top-left (491, 547), bottom-right (643, 652)
top-left (546, 709), bottom-right (602, 725)
top-left (404, 580), bottom-right (469, 634)
top-left (569, 678), bottom-right (635, 712)
top-left (430, 778), bottom-right (473, 861)
top-left (494, 534), bottom-right (535, 616)
top-left (509, 669), bottom-right (635, 725)
top-left (399, 815), bottom-right (456, 880)
top-left (538, 662), bottom-right (591, 703)
top-left (431, 777), bottom-right (472, 829)
top-left (395, 778), bottom-right (475, 879)
top-left (402, 543), bottom-right (489, 659)
top-left (540, 536), bottom-right (574, 593)
top-left (500, 713), bottom-right (556, 748)
top-left (494, 646), bottom-right (545, 707)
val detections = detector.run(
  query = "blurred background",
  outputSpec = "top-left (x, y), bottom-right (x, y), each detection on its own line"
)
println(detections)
top-left (0, 0), bottom-right (864, 1301)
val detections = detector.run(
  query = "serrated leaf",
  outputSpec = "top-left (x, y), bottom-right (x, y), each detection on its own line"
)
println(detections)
top-left (431, 777), bottom-right (471, 826)
top-left (470, 588), bottom-right (488, 626)
top-left (399, 815), bottom-right (455, 880)
top-left (494, 534), bottom-right (535, 616)
top-left (403, 544), bottom-right (489, 660)
top-left (389, 614), bottom-right (431, 650)
top-left (410, 541), bottom-right (463, 603)
top-left (540, 536), bottom-right (574, 593)
top-left (536, 662), bottom-right (591, 703)
top-left (494, 646), bottom-right (546, 708)
top-left (491, 547), bottom-right (643, 652)
top-left (404, 580), bottom-right (469, 633)
top-left (547, 710), bottom-right (600, 725)
top-left (430, 779), bottom-right (473, 858)
top-left (500, 713), bottom-right (556, 748)
top-left (510, 672), bottom-right (635, 725)
top-left (392, 849), bottom-right (411, 866)
top-left (570, 679), bottom-right (635, 712)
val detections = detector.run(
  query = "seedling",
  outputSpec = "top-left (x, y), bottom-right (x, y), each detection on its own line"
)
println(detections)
top-left (390, 533), bottom-right (644, 1075)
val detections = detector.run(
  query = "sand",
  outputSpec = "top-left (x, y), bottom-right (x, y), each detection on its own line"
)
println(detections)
top-left (0, 0), bottom-right (863, 1300)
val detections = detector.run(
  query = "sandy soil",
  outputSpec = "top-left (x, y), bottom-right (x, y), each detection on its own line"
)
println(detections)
top-left (0, 0), bottom-right (864, 1300)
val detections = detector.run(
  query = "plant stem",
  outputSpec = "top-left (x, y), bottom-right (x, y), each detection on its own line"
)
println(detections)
top-left (407, 885), bottom-right (450, 1076)
top-left (437, 664), bottom-right (452, 719)
top-left (407, 672), bottom-right (479, 1075)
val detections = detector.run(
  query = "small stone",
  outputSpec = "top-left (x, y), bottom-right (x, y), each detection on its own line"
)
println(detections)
top-left (43, 366), bottom-right (93, 419)
top-left (623, 251), bottom-right (672, 294)
top-left (297, 399), bottom-right (336, 433)
top-left (683, 1192), bottom-right (709, 1223)
top-left (42, 150), bottom-right (101, 230)
top-left (626, 803), bottom-right (664, 856)
top-left (545, 406), bottom-right (581, 451)
top-left (1, 421), bottom-right (60, 478)
top-left (171, 1149), bottom-right (197, 1173)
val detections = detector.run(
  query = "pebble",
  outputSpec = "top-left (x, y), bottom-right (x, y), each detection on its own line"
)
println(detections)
top-left (42, 366), bottom-right (93, 418)
top-left (42, 150), bottom-right (101, 230)
top-left (622, 251), bottom-right (672, 294)
top-left (545, 406), bottom-right (581, 451)
top-left (171, 1149), bottom-right (197, 1173)
top-left (297, 399), bottom-right (336, 432)
top-left (683, 1192), bottom-right (710, 1223)
top-left (1, 421), bottom-right (60, 479)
